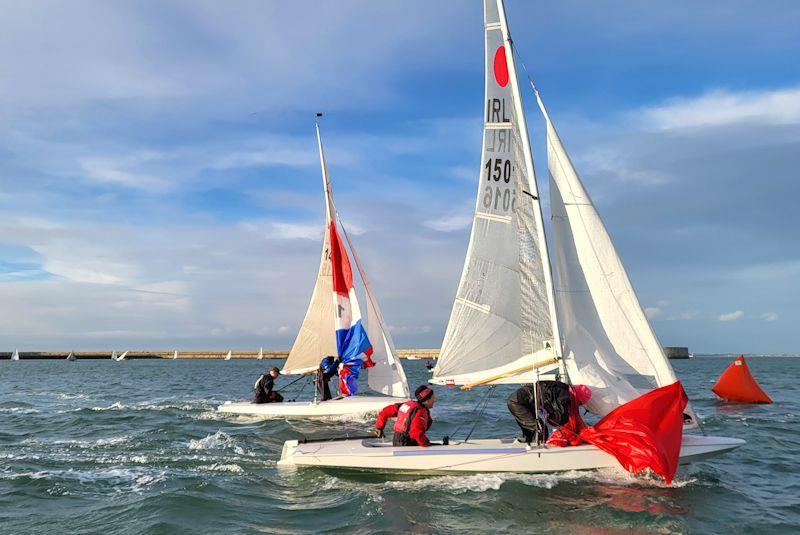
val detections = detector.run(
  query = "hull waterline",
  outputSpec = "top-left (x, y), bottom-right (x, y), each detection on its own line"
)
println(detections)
top-left (217, 396), bottom-right (407, 419)
top-left (277, 434), bottom-right (745, 474)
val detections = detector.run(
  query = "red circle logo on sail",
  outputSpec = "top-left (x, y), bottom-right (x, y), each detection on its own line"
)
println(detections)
top-left (493, 46), bottom-right (509, 87)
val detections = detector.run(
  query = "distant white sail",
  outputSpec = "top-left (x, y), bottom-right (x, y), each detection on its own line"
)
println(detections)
top-left (173, 350), bottom-right (178, 360)
top-left (257, 347), bottom-right (263, 360)
top-left (535, 89), bottom-right (696, 422)
top-left (224, 350), bottom-right (232, 361)
top-left (432, 0), bottom-right (560, 386)
top-left (66, 351), bottom-right (75, 362)
top-left (118, 351), bottom-right (128, 361)
top-left (11, 349), bottom-right (19, 361)
top-left (111, 350), bottom-right (117, 361)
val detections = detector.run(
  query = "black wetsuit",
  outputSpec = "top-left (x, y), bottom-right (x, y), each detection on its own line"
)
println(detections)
top-left (507, 381), bottom-right (572, 443)
top-left (253, 374), bottom-right (283, 404)
top-left (315, 366), bottom-right (337, 401)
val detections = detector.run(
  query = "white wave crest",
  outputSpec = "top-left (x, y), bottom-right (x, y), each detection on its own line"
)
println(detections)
top-left (187, 430), bottom-right (246, 455)
top-left (198, 463), bottom-right (245, 474)
top-left (383, 468), bottom-right (696, 493)
top-left (0, 406), bottom-right (40, 414)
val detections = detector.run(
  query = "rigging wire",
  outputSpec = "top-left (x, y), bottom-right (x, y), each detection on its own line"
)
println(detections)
top-left (449, 386), bottom-right (497, 444)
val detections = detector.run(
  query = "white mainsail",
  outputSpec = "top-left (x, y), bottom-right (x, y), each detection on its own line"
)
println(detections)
top-left (173, 350), bottom-right (178, 360)
top-left (282, 123), bottom-right (339, 375)
top-left (432, 0), bottom-right (560, 386)
top-left (257, 347), bottom-right (263, 360)
top-left (66, 351), bottom-right (75, 361)
top-left (534, 88), bottom-right (696, 422)
top-left (224, 350), bottom-right (232, 361)
top-left (282, 118), bottom-right (408, 398)
top-left (11, 349), bottom-right (19, 361)
top-left (111, 350), bottom-right (117, 361)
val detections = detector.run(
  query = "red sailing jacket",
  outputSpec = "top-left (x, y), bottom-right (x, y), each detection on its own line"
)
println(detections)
top-left (375, 401), bottom-right (432, 447)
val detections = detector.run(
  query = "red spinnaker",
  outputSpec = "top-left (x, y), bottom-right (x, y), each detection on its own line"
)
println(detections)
top-left (577, 381), bottom-right (688, 484)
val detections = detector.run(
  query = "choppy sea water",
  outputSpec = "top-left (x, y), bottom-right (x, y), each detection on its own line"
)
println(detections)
top-left (1, 357), bottom-right (798, 534)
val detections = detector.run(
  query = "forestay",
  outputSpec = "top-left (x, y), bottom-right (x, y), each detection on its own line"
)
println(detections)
top-left (536, 89), bottom-right (697, 422)
top-left (432, 0), bottom-right (559, 386)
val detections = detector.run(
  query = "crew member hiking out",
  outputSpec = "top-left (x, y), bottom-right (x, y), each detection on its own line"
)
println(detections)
top-left (507, 381), bottom-right (591, 444)
top-left (374, 385), bottom-right (436, 447)
top-left (315, 356), bottom-right (339, 401)
top-left (253, 367), bottom-right (284, 404)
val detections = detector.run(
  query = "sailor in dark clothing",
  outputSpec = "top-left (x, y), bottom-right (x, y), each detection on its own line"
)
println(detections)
top-left (507, 380), bottom-right (573, 444)
top-left (253, 367), bottom-right (284, 404)
top-left (314, 356), bottom-right (339, 401)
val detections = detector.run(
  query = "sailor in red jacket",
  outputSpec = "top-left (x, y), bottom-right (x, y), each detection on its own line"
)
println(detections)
top-left (374, 385), bottom-right (436, 447)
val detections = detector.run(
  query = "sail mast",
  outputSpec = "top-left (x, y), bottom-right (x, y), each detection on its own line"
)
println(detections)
top-left (315, 114), bottom-right (335, 225)
top-left (495, 0), bottom-right (563, 361)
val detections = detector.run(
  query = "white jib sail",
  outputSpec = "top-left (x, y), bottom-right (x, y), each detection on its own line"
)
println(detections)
top-left (432, 0), bottom-right (560, 386)
top-left (535, 89), bottom-right (697, 422)
top-left (339, 220), bottom-right (409, 398)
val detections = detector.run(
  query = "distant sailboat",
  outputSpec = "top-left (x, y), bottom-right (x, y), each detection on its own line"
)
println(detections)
top-left (66, 351), bottom-right (75, 362)
top-left (117, 351), bottom-right (128, 361)
top-left (257, 347), bottom-right (263, 360)
top-left (11, 349), bottom-right (19, 361)
top-left (173, 350), bottom-right (178, 360)
top-left (111, 350), bottom-right (117, 361)
top-left (224, 350), bottom-right (232, 361)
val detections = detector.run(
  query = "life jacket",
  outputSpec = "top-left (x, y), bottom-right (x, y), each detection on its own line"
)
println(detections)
top-left (392, 400), bottom-right (431, 445)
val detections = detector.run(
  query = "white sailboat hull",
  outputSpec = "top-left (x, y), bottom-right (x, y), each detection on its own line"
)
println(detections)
top-left (278, 434), bottom-right (744, 474)
top-left (217, 396), bottom-right (408, 419)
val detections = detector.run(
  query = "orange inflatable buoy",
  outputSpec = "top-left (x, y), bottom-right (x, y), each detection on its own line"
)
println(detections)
top-left (711, 355), bottom-right (772, 404)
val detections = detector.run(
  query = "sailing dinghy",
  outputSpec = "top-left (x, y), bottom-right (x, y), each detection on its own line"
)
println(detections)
top-left (219, 118), bottom-right (409, 419)
top-left (279, 0), bottom-right (743, 474)
top-left (11, 349), bottom-right (19, 361)
top-left (173, 350), bottom-right (178, 360)
top-left (224, 350), bottom-right (232, 361)
top-left (257, 347), bottom-right (264, 360)
top-left (66, 351), bottom-right (76, 362)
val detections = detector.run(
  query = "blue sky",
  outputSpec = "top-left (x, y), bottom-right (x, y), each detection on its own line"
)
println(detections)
top-left (0, 1), bottom-right (798, 352)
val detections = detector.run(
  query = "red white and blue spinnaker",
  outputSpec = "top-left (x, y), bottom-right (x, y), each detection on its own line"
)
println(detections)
top-left (329, 221), bottom-right (374, 396)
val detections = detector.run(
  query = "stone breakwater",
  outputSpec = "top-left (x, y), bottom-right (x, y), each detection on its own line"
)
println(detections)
top-left (1, 349), bottom-right (440, 360)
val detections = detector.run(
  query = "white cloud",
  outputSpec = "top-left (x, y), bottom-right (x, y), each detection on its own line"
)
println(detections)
top-left (667, 311), bottom-right (698, 321)
top-left (79, 154), bottom-right (170, 192)
top-left (644, 307), bottom-right (662, 319)
top-left (719, 310), bottom-right (744, 322)
top-left (641, 87), bottom-right (800, 130)
top-left (761, 312), bottom-right (778, 322)
top-left (424, 214), bottom-right (472, 232)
